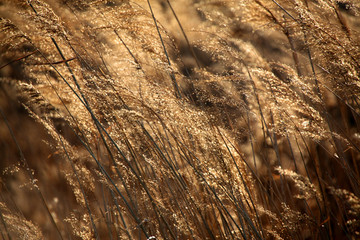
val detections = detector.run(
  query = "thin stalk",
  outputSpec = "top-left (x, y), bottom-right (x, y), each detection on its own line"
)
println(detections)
top-left (146, 0), bottom-right (182, 98)
top-left (0, 108), bottom-right (64, 240)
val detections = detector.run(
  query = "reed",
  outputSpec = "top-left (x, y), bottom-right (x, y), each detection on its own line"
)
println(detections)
top-left (0, 0), bottom-right (359, 239)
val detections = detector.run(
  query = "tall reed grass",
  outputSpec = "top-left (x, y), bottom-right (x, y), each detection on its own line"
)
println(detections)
top-left (0, 0), bottom-right (359, 239)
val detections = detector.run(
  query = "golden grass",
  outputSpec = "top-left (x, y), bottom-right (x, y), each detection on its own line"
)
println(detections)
top-left (0, 0), bottom-right (360, 239)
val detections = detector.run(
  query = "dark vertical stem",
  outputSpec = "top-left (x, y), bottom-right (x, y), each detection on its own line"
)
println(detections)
top-left (147, 0), bottom-right (182, 99)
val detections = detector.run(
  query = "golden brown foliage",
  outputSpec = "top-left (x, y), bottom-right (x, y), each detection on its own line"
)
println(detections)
top-left (0, 0), bottom-right (360, 239)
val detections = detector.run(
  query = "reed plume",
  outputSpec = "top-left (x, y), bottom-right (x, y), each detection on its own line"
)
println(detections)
top-left (0, 0), bottom-right (359, 239)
